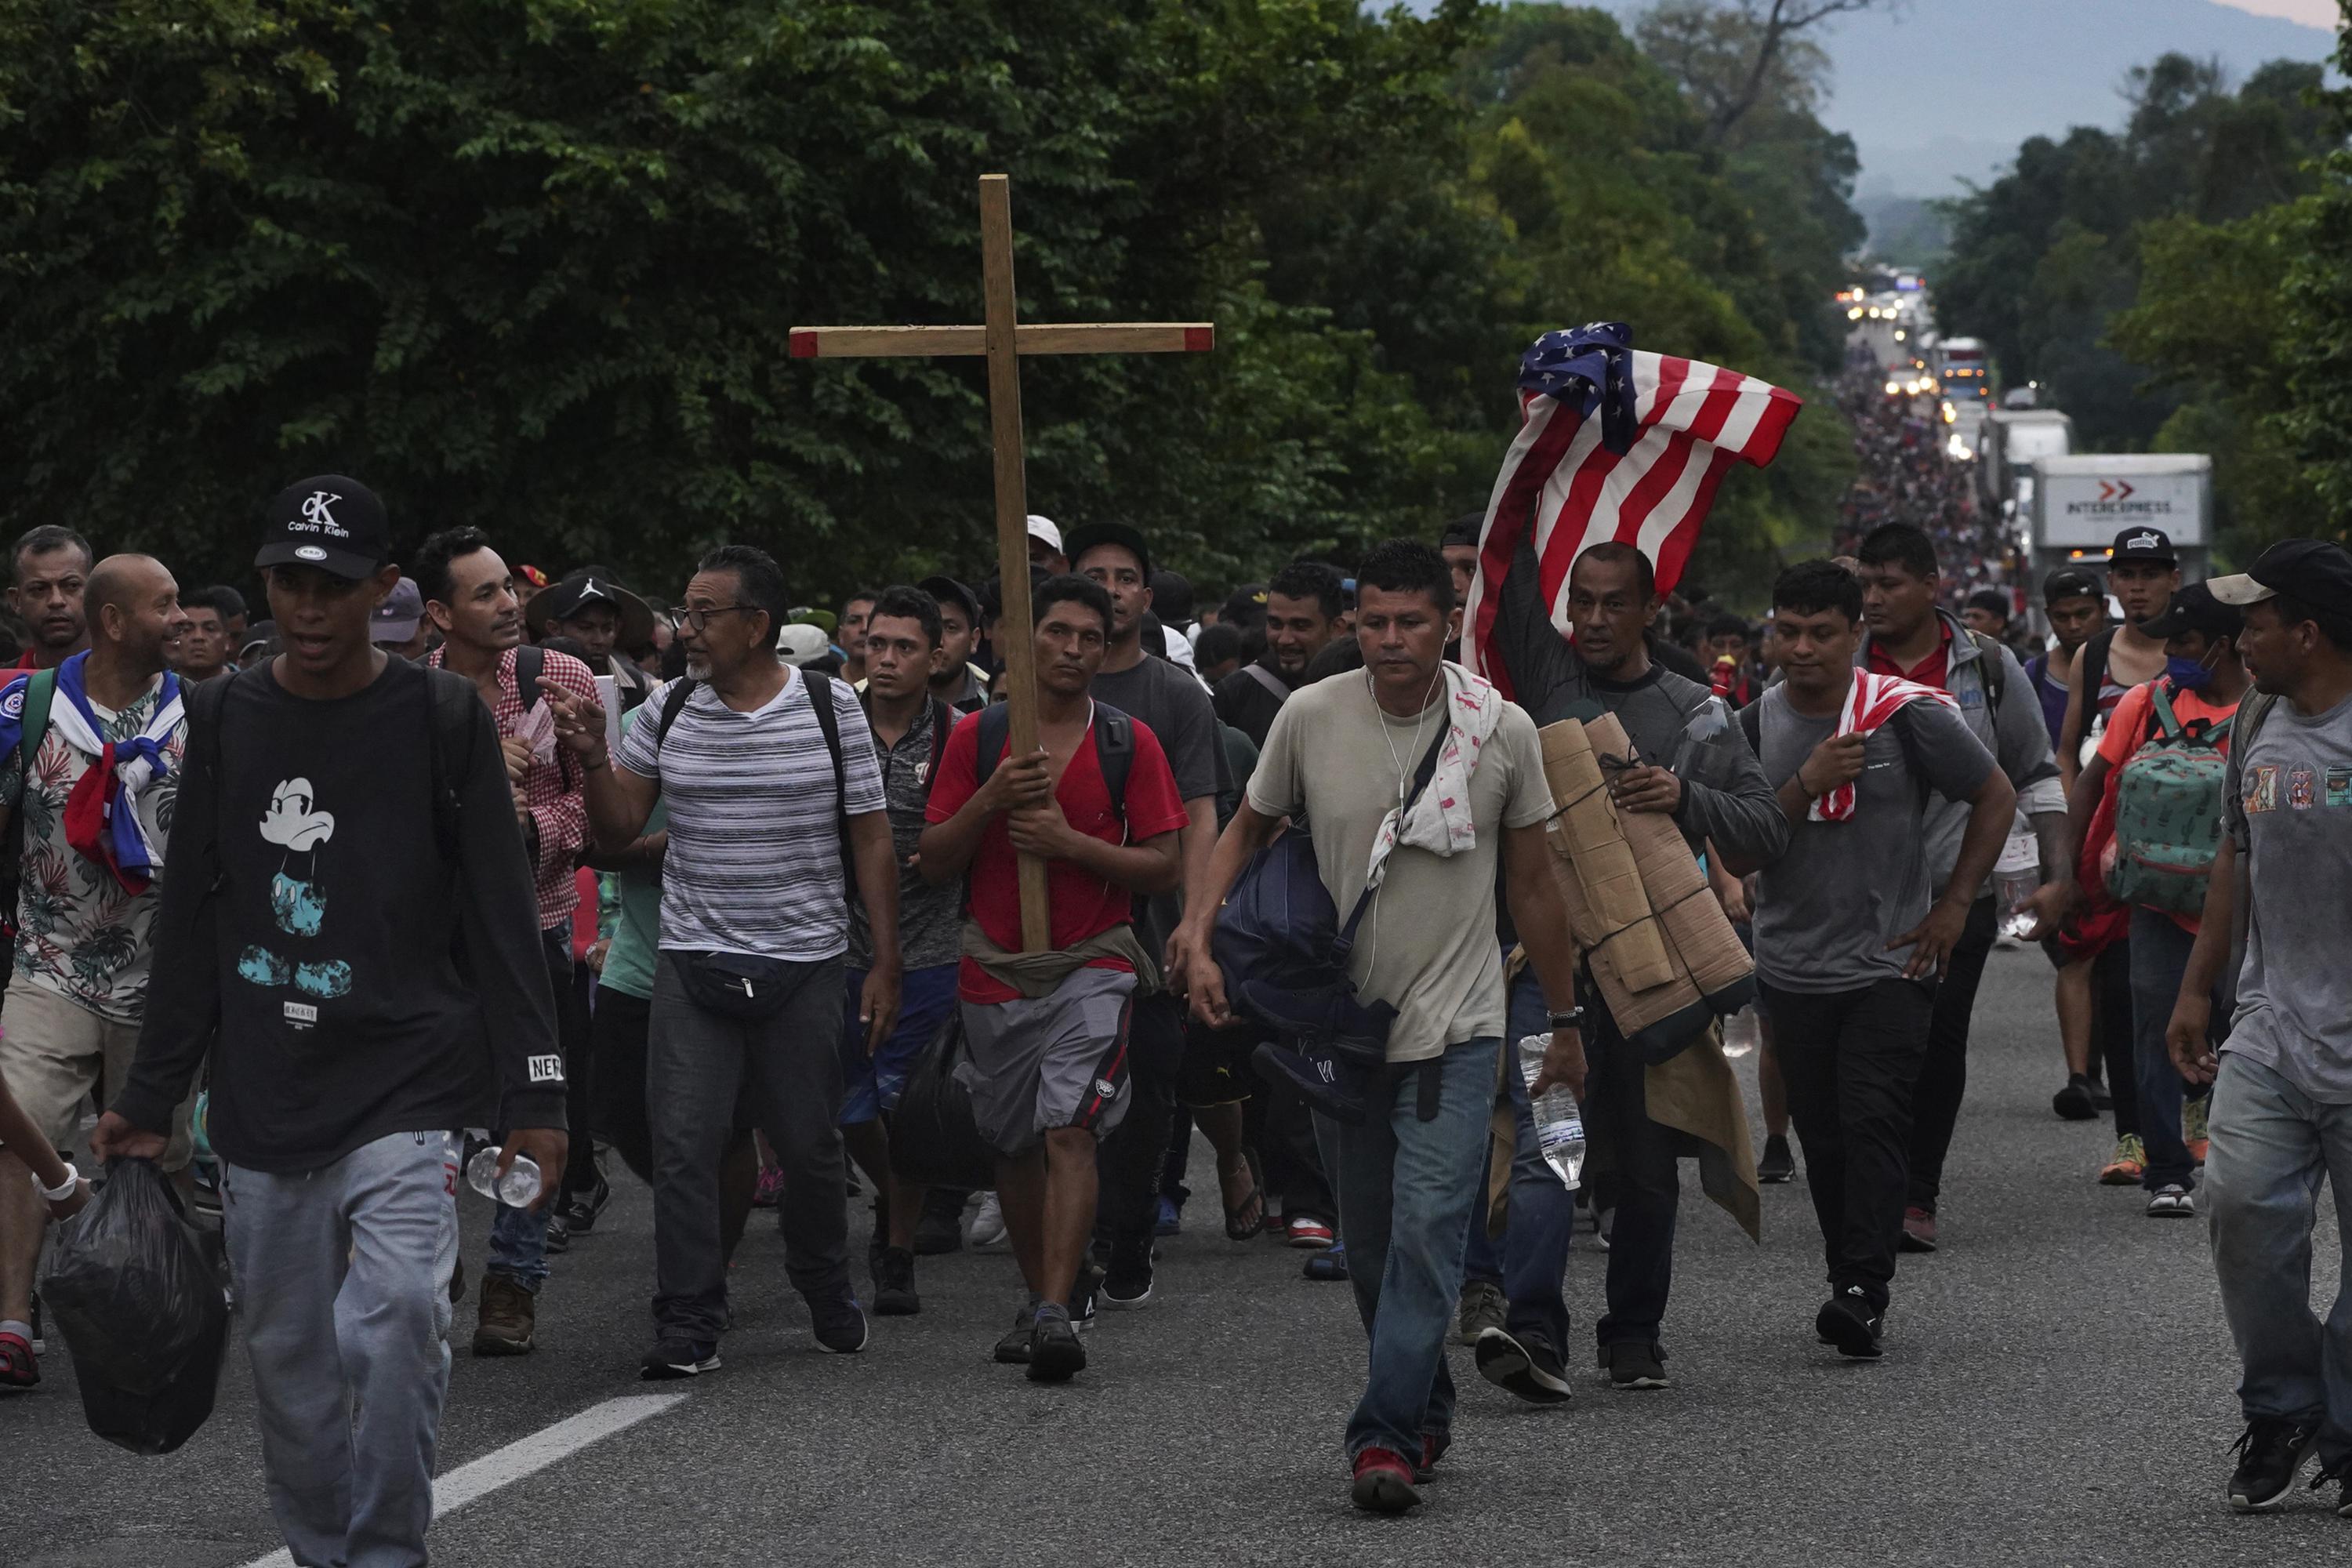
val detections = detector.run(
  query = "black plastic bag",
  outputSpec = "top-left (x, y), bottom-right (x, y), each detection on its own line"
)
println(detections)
top-left (890, 1009), bottom-right (999, 1191)
top-left (41, 1156), bottom-right (230, 1455)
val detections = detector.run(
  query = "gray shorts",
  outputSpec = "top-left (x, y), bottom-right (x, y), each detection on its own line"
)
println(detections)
top-left (956, 967), bottom-right (1137, 1156)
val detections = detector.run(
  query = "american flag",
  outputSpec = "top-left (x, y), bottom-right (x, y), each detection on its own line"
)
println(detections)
top-left (1813, 672), bottom-right (1958, 822)
top-left (1462, 324), bottom-right (1803, 696)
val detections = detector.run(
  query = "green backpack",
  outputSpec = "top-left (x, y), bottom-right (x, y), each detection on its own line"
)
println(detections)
top-left (2107, 682), bottom-right (2233, 917)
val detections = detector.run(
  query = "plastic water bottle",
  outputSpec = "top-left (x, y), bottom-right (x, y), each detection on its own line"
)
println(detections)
top-left (466, 1144), bottom-right (543, 1209)
top-left (1994, 829), bottom-right (2039, 941)
top-left (1515, 1034), bottom-right (1587, 1191)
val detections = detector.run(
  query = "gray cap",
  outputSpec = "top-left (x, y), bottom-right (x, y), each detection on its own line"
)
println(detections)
top-left (371, 576), bottom-right (423, 642)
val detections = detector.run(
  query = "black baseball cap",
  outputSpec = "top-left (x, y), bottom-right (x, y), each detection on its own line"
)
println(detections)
top-left (2140, 582), bottom-right (2242, 641)
top-left (526, 569), bottom-right (655, 645)
top-left (1063, 521), bottom-right (1153, 582)
top-left (2209, 539), bottom-right (2352, 619)
top-left (916, 575), bottom-right (981, 628)
top-left (2042, 566), bottom-right (2103, 606)
top-left (2107, 526), bottom-right (2176, 566)
top-left (256, 475), bottom-right (389, 579)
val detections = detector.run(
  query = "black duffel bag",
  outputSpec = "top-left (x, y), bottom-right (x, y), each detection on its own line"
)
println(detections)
top-left (889, 1008), bottom-right (999, 1190)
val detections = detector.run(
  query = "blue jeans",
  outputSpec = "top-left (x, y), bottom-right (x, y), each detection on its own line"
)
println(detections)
top-left (1463, 972), bottom-right (1577, 1356)
top-left (1317, 1037), bottom-right (1497, 1462)
top-left (2205, 1051), bottom-right (2352, 1466)
top-left (223, 1131), bottom-right (461, 1568)
top-left (487, 1200), bottom-right (549, 1292)
top-left (2129, 907), bottom-right (2218, 1192)
top-left (839, 961), bottom-right (960, 1125)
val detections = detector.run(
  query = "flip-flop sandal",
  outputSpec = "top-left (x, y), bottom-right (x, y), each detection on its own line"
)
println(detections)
top-left (1221, 1150), bottom-right (1266, 1241)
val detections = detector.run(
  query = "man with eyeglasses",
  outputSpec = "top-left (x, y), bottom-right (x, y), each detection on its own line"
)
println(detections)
top-left (545, 546), bottom-right (902, 1379)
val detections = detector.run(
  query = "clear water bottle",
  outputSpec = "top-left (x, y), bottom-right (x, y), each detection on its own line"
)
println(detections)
top-left (1515, 1034), bottom-right (1587, 1191)
top-left (465, 1144), bottom-right (542, 1209)
top-left (1994, 829), bottom-right (2039, 941)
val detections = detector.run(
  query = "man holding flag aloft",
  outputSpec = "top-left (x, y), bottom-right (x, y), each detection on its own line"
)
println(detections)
top-left (0, 553), bottom-right (192, 1391)
top-left (1463, 323), bottom-right (1793, 1393)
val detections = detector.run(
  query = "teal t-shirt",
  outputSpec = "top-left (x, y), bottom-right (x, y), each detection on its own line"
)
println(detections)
top-left (599, 703), bottom-right (667, 1001)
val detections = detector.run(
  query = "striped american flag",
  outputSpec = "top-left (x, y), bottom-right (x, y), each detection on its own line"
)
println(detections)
top-left (1462, 324), bottom-right (1803, 695)
top-left (1813, 671), bottom-right (1958, 822)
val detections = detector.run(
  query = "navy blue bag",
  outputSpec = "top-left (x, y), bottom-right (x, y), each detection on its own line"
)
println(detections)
top-left (1214, 723), bottom-right (1447, 1123)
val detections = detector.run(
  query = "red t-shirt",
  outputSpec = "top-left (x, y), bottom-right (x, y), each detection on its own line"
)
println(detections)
top-left (925, 707), bottom-right (1191, 1004)
top-left (1866, 621), bottom-right (1951, 689)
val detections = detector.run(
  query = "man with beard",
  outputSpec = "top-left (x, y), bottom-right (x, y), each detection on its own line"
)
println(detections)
top-left (1479, 536), bottom-right (1786, 1392)
top-left (0, 554), bottom-right (192, 1392)
top-left (1213, 560), bottom-right (1345, 749)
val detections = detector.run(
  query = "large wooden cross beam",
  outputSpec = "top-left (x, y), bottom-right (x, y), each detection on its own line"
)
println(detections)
top-left (791, 174), bottom-right (1214, 951)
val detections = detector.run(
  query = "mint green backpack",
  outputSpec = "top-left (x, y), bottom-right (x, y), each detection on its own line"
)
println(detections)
top-left (2107, 683), bottom-right (2233, 917)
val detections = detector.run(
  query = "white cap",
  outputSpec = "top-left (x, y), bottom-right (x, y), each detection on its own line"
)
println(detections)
top-left (1025, 514), bottom-right (1063, 553)
top-left (775, 623), bottom-right (832, 666)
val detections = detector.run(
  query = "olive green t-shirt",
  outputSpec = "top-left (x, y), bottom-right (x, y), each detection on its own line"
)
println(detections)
top-left (1247, 672), bottom-right (1554, 1063)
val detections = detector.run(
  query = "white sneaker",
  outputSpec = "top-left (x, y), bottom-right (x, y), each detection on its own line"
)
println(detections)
top-left (968, 1192), bottom-right (1009, 1249)
top-left (2146, 1184), bottom-right (2196, 1218)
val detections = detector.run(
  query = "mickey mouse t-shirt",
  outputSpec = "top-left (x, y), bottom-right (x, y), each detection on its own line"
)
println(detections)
top-left (114, 658), bottom-right (564, 1172)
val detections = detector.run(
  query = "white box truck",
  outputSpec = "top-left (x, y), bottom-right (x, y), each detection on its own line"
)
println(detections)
top-left (1977, 409), bottom-right (2074, 512)
top-left (2024, 454), bottom-right (2212, 603)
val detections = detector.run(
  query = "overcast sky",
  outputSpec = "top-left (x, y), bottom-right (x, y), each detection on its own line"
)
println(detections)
top-left (1577, 0), bottom-right (2343, 197)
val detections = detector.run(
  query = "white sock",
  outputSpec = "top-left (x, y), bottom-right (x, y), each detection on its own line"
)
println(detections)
top-left (0, 1319), bottom-right (31, 1342)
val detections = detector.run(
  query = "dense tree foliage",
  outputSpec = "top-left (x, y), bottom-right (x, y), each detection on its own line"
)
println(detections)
top-left (0, 0), bottom-right (1863, 602)
top-left (1935, 51), bottom-right (2339, 456)
top-left (1938, 18), bottom-right (2351, 558)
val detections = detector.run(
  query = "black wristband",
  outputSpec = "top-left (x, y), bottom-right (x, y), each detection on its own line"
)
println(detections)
top-left (1548, 1007), bottom-right (1585, 1030)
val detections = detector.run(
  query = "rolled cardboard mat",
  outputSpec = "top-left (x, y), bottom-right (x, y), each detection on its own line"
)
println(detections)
top-left (1583, 711), bottom-right (1755, 1006)
top-left (1543, 821), bottom-right (1711, 1051)
top-left (1539, 720), bottom-right (1675, 990)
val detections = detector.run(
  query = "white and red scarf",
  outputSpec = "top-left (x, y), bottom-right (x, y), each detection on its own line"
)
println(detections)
top-left (1363, 662), bottom-right (1504, 891)
top-left (1812, 671), bottom-right (1956, 823)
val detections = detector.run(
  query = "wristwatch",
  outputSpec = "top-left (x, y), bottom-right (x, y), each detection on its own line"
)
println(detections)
top-left (1547, 1007), bottom-right (1585, 1030)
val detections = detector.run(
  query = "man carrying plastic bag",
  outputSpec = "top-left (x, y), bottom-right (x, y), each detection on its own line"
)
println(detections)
top-left (92, 477), bottom-right (567, 1568)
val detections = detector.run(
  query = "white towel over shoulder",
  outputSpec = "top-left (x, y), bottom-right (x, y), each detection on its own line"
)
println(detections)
top-left (1363, 662), bottom-right (1504, 894)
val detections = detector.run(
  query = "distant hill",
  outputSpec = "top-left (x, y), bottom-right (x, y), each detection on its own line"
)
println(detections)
top-left (1857, 194), bottom-right (1949, 270)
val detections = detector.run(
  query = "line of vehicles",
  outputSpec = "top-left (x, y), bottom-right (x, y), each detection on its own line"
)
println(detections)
top-left (1838, 275), bottom-right (2212, 626)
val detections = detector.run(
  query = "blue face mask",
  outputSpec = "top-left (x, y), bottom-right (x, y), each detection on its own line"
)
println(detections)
top-left (2165, 652), bottom-right (2217, 693)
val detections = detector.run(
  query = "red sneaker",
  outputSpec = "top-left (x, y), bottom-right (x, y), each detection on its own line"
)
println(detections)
top-left (1417, 1430), bottom-right (1452, 1483)
top-left (0, 1330), bottom-right (37, 1392)
top-left (1285, 1215), bottom-right (1334, 1250)
top-left (1349, 1446), bottom-right (1421, 1515)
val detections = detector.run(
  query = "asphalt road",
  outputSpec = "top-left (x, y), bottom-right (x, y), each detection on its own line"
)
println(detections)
top-left (8, 946), bottom-right (2347, 1566)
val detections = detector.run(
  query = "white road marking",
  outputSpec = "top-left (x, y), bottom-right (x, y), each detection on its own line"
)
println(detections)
top-left (238, 1392), bottom-right (688, 1568)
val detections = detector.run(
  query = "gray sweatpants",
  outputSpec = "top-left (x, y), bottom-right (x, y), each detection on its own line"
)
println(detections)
top-left (222, 1130), bottom-right (461, 1568)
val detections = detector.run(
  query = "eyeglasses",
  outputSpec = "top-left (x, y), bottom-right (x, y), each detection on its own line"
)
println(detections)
top-left (680, 604), bottom-right (758, 633)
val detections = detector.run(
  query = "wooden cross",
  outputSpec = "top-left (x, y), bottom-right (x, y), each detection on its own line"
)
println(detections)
top-left (790, 173), bottom-right (1214, 951)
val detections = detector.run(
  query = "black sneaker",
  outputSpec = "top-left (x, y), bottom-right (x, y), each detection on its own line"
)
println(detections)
top-left (2089, 1075), bottom-right (2114, 1112)
top-left (1102, 1249), bottom-right (1153, 1311)
top-left (913, 1190), bottom-right (966, 1256)
top-left (2228, 1417), bottom-right (2318, 1511)
top-left (1027, 1303), bottom-right (1087, 1382)
top-left (1475, 1327), bottom-right (1573, 1405)
top-left (2313, 1462), bottom-right (2352, 1519)
top-left (561, 1171), bottom-right (612, 1234)
top-left (543, 1209), bottom-right (572, 1255)
top-left (1601, 1339), bottom-right (1669, 1389)
top-left (810, 1290), bottom-right (869, 1354)
top-left (1068, 1262), bottom-right (1105, 1331)
top-left (1757, 1134), bottom-right (1795, 1185)
top-left (2052, 1073), bottom-right (2099, 1121)
top-left (873, 1246), bottom-right (920, 1316)
top-left (1814, 1286), bottom-right (1884, 1359)
top-left (641, 1337), bottom-right (720, 1380)
top-left (994, 1299), bottom-right (1040, 1365)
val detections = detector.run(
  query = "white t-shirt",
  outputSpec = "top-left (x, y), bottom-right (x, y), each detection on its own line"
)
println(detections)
top-left (616, 670), bottom-right (884, 960)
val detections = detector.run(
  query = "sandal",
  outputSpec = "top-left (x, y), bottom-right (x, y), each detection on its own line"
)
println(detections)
top-left (1220, 1149), bottom-right (1266, 1241)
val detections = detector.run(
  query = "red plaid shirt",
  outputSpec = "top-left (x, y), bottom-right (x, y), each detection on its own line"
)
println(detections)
top-left (426, 644), bottom-right (594, 931)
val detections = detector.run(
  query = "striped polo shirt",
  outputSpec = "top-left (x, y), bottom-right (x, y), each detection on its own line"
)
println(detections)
top-left (615, 671), bottom-right (885, 961)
